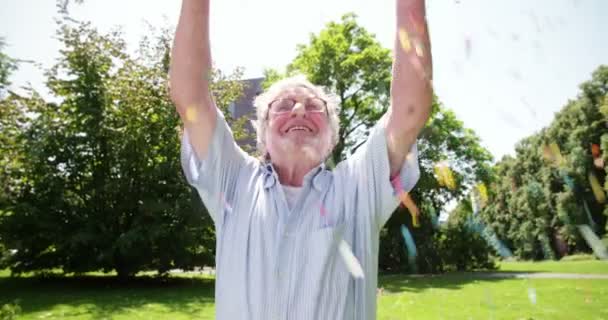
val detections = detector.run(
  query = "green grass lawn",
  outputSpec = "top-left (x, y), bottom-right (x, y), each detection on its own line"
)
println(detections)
top-left (1, 260), bottom-right (607, 320)
top-left (377, 274), bottom-right (608, 320)
top-left (499, 259), bottom-right (608, 274)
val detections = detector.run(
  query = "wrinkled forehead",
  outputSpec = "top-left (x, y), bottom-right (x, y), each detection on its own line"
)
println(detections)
top-left (271, 84), bottom-right (320, 100)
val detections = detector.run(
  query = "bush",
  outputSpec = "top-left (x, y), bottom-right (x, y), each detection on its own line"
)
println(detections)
top-left (0, 300), bottom-right (21, 320)
top-left (379, 211), bottom-right (497, 274)
top-left (431, 220), bottom-right (498, 272)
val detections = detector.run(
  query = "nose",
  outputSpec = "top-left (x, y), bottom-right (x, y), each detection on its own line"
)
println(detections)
top-left (290, 101), bottom-right (306, 117)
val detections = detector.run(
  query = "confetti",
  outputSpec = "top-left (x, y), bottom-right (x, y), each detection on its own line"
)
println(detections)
top-left (464, 36), bottom-right (472, 59)
top-left (434, 161), bottom-right (456, 190)
top-left (593, 157), bottom-right (604, 169)
top-left (400, 225), bottom-right (418, 272)
top-left (398, 192), bottom-right (420, 227)
top-left (392, 177), bottom-right (421, 227)
top-left (411, 212), bottom-right (420, 227)
top-left (398, 28), bottom-right (412, 53)
top-left (338, 240), bottom-right (365, 279)
top-left (541, 142), bottom-right (564, 166)
top-left (509, 68), bottom-right (523, 80)
top-left (560, 171), bottom-right (576, 191)
top-left (549, 142), bottom-right (563, 164)
top-left (591, 144), bottom-right (600, 158)
top-left (185, 106), bottom-right (198, 123)
top-left (577, 224), bottom-right (608, 259)
top-left (414, 40), bottom-right (424, 58)
top-left (528, 288), bottom-right (537, 305)
top-left (520, 97), bottom-right (538, 119)
top-left (477, 183), bottom-right (488, 207)
top-left (588, 173), bottom-right (606, 204)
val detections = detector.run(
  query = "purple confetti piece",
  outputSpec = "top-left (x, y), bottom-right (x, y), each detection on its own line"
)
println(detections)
top-left (464, 36), bottom-right (472, 59)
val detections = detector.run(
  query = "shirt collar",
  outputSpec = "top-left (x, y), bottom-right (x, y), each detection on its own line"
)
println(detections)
top-left (262, 161), bottom-right (330, 192)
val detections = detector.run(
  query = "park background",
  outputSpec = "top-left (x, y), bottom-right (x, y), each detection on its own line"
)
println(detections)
top-left (0, 0), bottom-right (607, 319)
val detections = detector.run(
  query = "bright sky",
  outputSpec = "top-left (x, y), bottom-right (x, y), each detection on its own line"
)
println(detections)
top-left (2, 0), bottom-right (607, 160)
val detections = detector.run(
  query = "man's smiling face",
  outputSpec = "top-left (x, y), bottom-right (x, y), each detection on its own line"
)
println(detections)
top-left (265, 85), bottom-right (332, 164)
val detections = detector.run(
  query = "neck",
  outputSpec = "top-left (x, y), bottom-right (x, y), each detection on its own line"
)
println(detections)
top-left (271, 158), bottom-right (320, 187)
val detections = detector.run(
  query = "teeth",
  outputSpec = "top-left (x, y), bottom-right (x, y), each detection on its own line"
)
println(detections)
top-left (288, 126), bottom-right (309, 132)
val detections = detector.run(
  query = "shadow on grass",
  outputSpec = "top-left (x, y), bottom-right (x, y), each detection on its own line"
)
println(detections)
top-left (378, 270), bottom-right (543, 294)
top-left (0, 274), bottom-right (215, 318)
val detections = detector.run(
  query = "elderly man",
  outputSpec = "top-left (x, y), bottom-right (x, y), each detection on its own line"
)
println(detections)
top-left (169, 0), bottom-right (432, 319)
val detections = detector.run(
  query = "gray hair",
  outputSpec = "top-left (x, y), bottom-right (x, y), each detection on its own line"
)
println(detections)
top-left (252, 75), bottom-right (341, 161)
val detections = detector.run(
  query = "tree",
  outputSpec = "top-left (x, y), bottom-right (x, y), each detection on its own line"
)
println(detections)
top-left (0, 38), bottom-right (17, 97)
top-left (0, 15), bottom-right (249, 277)
top-left (266, 14), bottom-right (495, 272)
top-left (380, 99), bottom-right (495, 273)
top-left (266, 13), bottom-right (392, 165)
top-left (481, 65), bottom-right (608, 260)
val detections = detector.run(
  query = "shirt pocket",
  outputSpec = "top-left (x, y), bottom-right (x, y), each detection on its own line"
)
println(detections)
top-left (310, 223), bottom-right (346, 259)
top-left (302, 223), bottom-right (351, 317)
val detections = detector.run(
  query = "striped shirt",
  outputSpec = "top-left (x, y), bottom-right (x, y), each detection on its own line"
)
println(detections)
top-left (181, 110), bottom-right (420, 320)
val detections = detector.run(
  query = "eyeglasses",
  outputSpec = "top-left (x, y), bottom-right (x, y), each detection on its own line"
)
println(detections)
top-left (267, 97), bottom-right (328, 116)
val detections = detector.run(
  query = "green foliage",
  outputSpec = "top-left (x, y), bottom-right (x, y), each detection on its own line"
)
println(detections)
top-left (481, 65), bottom-right (608, 260)
top-left (433, 220), bottom-right (498, 272)
top-left (380, 210), bottom-right (497, 274)
top-left (265, 13), bottom-right (393, 164)
top-left (0, 300), bottom-right (20, 320)
top-left (380, 97), bottom-right (494, 272)
top-left (0, 38), bottom-right (17, 98)
top-left (0, 17), bottom-right (248, 276)
top-left (265, 13), bottom-right (494, 273)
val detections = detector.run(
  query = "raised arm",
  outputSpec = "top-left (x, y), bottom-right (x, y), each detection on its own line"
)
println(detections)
top-left (385, 0), bottom-right (432, 177)
top-left (169, 0), bottom-right (217, 160)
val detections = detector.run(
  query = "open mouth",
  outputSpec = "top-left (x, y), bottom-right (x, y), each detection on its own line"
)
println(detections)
top-left (285, 126), bottom-right (312, 133)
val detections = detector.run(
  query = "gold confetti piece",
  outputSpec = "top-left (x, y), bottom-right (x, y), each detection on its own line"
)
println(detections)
top-left (541, 142), bottom-right (564, 166)
top-left (411, 213), bottom-right (420, 228)
top-left (185, 106), bottom-right (198, 123)
top-left (477, 183), bottom-right (488, 207)
top-left (541, 143), bottom-right (552, 162)
top-left (414, 40), bottom-right (424, 57)
top-left (434, 161), bottom-right (456, 190)
top-left (549, 142), bottom-right (564, 165)
top-left (338, 240), bottom-right (365, 279)
top-left (398, 28), bottom-right (412, 53)
top-left (398, 192), bottom-right (417, 214)
top-left (398, 191), bottom-right (420, 228)
top-left (589, 173), bottom-right (606, 204)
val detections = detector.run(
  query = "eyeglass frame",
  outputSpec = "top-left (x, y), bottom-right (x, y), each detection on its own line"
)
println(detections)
top-left (265, 97), bottom-right (329, 120)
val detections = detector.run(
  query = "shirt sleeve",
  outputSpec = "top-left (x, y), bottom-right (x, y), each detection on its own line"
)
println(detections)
top-left (334, 120), bottom-right (420, 231)
top-left (180, 109), bottom-right (255, 228)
